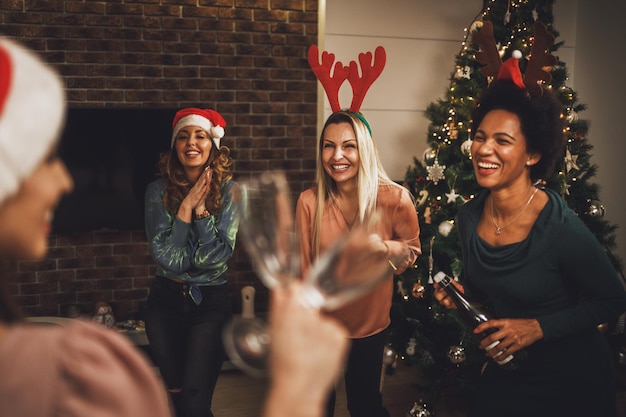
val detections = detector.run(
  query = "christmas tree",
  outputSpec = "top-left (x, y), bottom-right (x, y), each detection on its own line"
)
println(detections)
top-left (387, 0), bottom-right (624, 406)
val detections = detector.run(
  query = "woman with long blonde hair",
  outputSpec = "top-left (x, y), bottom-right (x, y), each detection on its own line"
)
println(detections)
top-left (296, 110), bottom-right (421, 417)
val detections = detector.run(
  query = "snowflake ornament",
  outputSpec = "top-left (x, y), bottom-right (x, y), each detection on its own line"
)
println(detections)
top-left (426, 159), bottom-right (446, 184)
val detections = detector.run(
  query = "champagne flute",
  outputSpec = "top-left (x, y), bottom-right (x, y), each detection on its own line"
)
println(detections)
top-left (223, 170), bottom-right (393, 377)
top-left (222, 171), bottom-right (298, 376)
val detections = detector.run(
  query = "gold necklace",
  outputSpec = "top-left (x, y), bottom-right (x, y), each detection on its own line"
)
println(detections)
top-left (490, 187), bottom-right (539, 236)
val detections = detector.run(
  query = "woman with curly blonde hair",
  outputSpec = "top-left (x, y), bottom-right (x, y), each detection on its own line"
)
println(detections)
top-left (144, 108), bottom-right (239, 417)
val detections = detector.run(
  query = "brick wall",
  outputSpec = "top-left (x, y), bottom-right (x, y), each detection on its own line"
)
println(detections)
top-left (1, 0), bottom-right (319, 320)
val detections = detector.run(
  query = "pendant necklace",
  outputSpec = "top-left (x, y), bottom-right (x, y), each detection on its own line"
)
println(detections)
top-left (336, 199), bottom-right (359, 229)
top-left (490, 186), bottom-right (539, 236)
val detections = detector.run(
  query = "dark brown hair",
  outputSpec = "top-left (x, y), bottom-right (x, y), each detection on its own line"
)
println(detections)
top-left (470, 79), bottom-right (565, 181)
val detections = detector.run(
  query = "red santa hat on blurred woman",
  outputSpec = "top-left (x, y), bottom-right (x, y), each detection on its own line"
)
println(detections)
top-left (170, 108), bottom-right (226, 149)
top-left (0, 38), bottom-right (65, 204)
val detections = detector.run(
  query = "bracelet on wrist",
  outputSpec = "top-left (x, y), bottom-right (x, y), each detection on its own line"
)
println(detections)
top-left (382, 241), bottom-right (398, 271)
top-left (195, 209), bottom-right (210, 220)
top-left (388, 259), bottom-right (398, 271)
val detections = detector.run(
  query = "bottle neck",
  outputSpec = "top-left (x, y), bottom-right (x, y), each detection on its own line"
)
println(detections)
top-left (440, 275), bottom-right (493, 323)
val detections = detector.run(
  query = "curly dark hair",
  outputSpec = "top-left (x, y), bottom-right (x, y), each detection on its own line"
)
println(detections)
top-left (470, 79), bottom-right (565, 181)
top-left (157, 144), bottom-right (233, 214)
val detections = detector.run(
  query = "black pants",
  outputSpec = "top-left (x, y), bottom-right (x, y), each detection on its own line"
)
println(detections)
top-left (326, 328), bottom-right (390, 417)
top-left (145, 276), bottom-right (232, 417)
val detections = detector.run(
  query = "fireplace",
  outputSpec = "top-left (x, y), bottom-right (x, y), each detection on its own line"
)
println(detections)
top-left (53, 108), bottom-right (176, 233)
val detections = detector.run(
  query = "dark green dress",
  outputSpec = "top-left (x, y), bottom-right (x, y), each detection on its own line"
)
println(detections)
top-left (457, 188), bottom-right (626, 417)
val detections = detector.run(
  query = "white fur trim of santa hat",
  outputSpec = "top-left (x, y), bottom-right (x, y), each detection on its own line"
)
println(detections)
top-left (0, 38), bottom-right (65, 205)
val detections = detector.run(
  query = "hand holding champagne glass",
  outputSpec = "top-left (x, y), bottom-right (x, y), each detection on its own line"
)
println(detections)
top-left (223, 171), bottom-right (395, 376)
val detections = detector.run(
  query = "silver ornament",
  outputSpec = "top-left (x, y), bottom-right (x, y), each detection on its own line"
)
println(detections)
top-left (423, 147), bottom-right (437, 164)
top-left (460, 138), bottom-right (472, 157)
top-left (566, 110), bottom-right (578, 123)
top-left (447, 345), bottom-right (466, 364)
top-left (588, 200), bottom-right (605, 218)
top-left (438, 220), bottom-right (454, 237)
top-left (406, 399), bottom-right (433, 417)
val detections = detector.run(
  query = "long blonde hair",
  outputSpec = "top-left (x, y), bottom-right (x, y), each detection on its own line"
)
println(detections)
top-left (312, 111), bottom-right (400, 256)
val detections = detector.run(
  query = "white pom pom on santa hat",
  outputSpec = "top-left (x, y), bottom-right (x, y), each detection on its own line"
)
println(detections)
top-left (170, 108), bottom-right (227, 149)
top-left (0, 38), bottom-right (65, 205)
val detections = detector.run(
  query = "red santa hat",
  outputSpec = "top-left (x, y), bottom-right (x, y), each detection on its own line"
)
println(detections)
top-left (0, 38), bottom-right (65, 205)
top-left (171, 108), bottom-right (227, 149)
top-left (497, 49), bottom-right (525, 91)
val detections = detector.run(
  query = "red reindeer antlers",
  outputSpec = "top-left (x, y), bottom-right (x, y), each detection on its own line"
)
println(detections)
top-left (307, 45), bottom-right (349, 113)
top-left (307, 45), bottom-right (386, 113)
top-left (473, 21), bottom-right (556, 96)
top-left (347, 47), bottom-right (386, 113)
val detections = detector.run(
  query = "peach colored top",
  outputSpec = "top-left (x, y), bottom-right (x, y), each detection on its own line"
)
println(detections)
top-left (0, 320), bottom-right (171, 417)
top-left (296, 184), bottom-right (420, 338)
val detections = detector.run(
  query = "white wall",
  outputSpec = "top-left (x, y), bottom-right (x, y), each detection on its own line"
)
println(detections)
top-left (320, 0), bottom-right (626, 264)
top-left (574, 0), bottom-right (626, 266)
top-left (321, 0), bottom-right (483, 181)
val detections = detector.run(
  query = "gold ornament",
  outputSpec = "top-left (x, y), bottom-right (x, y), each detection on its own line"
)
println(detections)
top-left (412, 282), bottom-right (426, 298)
top-left (423, 206), bottom-right (432, 224)
top-left (447, 118), bottom-right (458, 140)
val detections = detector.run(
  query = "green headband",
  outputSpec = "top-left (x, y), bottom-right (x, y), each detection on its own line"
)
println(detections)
top-left (347, 110), bottom-right (372, 136)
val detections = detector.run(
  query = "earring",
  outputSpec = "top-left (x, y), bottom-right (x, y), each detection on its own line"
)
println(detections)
top-left (526, 161), bottom-right (532, 166)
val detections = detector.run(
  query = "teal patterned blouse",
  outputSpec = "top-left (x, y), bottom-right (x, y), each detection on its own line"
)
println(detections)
top-left (144, 178), bottom-right (239, 286)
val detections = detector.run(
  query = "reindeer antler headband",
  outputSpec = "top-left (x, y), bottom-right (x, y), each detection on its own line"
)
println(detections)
top-left (307, 45), bottom-right (386, 132)
top-left (473, 21), bottom-right (557, 97)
